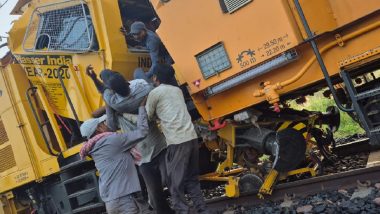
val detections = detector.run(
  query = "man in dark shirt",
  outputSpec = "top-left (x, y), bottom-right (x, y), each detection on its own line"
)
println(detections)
top-left (129, 21), bottom-right (174, 80)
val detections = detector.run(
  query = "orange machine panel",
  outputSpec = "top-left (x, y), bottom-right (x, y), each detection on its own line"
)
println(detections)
top-left (153, 0), bottom-right (303, 93)
top-left (152, 0), bottom-right (380, 121)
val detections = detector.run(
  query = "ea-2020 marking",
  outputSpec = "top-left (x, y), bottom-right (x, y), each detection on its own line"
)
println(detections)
top-left (25, 66), bottom-right (71, 79)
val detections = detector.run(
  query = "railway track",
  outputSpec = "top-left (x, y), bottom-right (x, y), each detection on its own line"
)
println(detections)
top-left (206, 143), bottom-right (380, 213)
top-left (207, 165), bottom-right (380, 212)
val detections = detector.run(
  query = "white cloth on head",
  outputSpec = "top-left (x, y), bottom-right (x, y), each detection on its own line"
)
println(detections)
top-left (80, 115), bottom-right (107, 139)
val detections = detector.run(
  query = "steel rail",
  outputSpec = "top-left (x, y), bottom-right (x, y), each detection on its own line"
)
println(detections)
top-left (207, 165), bottom-right (380, 212)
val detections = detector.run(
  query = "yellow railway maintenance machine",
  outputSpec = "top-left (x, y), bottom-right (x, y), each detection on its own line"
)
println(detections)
top-left (0, 0), bottom-right (379, 213)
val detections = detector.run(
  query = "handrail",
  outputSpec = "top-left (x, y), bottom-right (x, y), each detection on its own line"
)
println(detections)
top-left (57, 65), bottom-right (81, 131)
top-left (26, 87), bottom-right (58, 156)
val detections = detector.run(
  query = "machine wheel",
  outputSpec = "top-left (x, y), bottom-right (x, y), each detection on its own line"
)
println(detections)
top-left (238, 173), bottom-right (263, 194)
top-left (274, 128), bottom-right (307, 172)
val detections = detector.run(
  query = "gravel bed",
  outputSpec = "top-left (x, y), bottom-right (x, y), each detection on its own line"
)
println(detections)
top-left (324, 152), bottom-right (369, 174)
top-left (203, 186), bottom-right (226, 200)
top-left (219, 183), bottom-right (380, 214)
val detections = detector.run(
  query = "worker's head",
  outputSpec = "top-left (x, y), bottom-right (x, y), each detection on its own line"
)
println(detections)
top-left (80, 115), bottom-right (110, 140)
top-left (151, 64), bottom-right (177, 86)
top-left (149, 17), bottom-right (161, 31)
top-left (100, 69), bottom-right (131, 97)
top-left (130, 21), bottom-right (147, 41)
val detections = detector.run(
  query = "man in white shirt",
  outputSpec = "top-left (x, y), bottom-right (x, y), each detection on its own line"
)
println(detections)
top-left (145, 64), bottom-right (209, 214)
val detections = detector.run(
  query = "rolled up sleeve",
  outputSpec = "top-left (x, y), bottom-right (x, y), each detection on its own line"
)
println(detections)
top-left (120, 106), bottom-right (149, 151)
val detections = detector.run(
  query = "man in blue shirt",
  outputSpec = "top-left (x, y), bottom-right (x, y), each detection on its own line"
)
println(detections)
top-left (129, 21), bottom-right (174, 80)
top-left (80, 102), bottom-right (152, 214)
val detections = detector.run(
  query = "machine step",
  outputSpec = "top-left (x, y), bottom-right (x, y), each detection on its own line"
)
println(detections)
top-left (60, 160), bottom-right (87, 171)
top-left (72, 202), bottom-right (104, 213)
top-left (63, 171), bottom-right (95, 185)
top-left (68, 187), bottom-right (97, 199)
top-left (370, 127), bottom-right (380, 134)
top-left (356, 87), bottom-right (380, 100)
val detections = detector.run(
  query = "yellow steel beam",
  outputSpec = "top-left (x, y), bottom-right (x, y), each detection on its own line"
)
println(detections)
top-left (61, 143), bottom-right (82, 159)
top-left (36, 85), bottom-right (67, 152)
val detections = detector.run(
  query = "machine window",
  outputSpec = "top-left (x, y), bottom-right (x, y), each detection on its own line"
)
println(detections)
top-left (196, 42), bottom-right (232, 79)
top-left (23, 0), bottom-right (98, 52)
top-left (118, 0), bottom-right (160, 51)
top-left (219, 0), bottom-right (253, 14)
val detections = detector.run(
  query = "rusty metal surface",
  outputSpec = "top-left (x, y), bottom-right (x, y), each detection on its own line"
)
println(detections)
top-left (207, 165), bottom-right (380, 212)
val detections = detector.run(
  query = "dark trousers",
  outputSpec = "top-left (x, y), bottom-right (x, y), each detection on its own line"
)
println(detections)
top-left (139, 149), bottom-right (174, 214)
top-left (105, 192), bottom-right (152, 214)
top-left (166, 139), bottom-right (209, 214)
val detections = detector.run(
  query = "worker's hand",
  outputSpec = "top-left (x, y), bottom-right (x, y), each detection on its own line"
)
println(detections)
top-left (140, 96), bottom-right (148, 107)
top-left (92, 106), bottom-right (106, 118)
top-left (86, 65), bottom-right (97, 79)
top-left (120, 27), bottom-right (128, 35)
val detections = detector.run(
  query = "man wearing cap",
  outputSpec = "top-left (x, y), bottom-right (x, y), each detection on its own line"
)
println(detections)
top-left (145, 64), bottom-right (209, 214)
top-left (80, 99), bottom-right (152, 214)
top-left (128, 21), bottom-right (174, 81)
top-left (86, 65), bottom-right (174, 214)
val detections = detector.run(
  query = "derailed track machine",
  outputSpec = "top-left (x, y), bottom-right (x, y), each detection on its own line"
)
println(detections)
top-left (199, 106), bottom-right (340, 198)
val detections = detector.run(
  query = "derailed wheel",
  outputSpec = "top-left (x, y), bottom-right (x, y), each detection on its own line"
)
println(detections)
top-left (273, 128), bottom-right (306, 172)
top-left (238, 173), bottom-right (263, 194)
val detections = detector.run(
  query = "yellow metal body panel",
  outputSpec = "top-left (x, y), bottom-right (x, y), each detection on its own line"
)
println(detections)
top-left (0, 63), bottom-right (60, 194)
top-left (62, 144), bottom-right (82, 159)
top-left (8, 0), bottom-right (152, 120)
top-left (328, 0), bottom-right (380, 26)
top-left (259, 167), bottom-right (316, 198)
top-left (258, 169), bottom-right (279, 198)
top-left (152, 0), bottom-right (380, 120)
top-left (1, 0), bottom-right (155, 194)
top-left (36, 85), bottom-right (67, 152)
top-left (199, 124), bottom-right (244, 198)
top-left (152, 0), bottom-right (303, 91)
top-left (217, 124), bottom-right (236, 173)
top-left (288, 0), bottom-right (337, 38)
top-left (225, 177), bottom-right (240, 198)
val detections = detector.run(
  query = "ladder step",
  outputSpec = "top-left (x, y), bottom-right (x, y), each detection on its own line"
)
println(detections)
top-left (370, 127), bottom-right (380, 134)
top-left (63, 170), bottom-right (95, 185)
top-left (60, 160), bottom-right (87, 171)
top-left (356, 87), bottom-right (380, 100)
top-left (68, 187), bottom-right (97, 199)
top-left (72, 202), bottom-right (104, 213)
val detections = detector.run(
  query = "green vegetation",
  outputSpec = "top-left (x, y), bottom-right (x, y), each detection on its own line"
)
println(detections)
top-left (290, 92), bottom-right (365, 138)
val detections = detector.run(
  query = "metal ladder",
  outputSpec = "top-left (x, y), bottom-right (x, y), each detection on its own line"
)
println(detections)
top-left (293, 0), bottom-right (380, 146)
top-left (340, 71), bottom-right (380, 145)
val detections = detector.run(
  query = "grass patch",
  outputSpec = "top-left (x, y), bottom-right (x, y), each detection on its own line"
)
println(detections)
top-left (290, 92), bottom-right (365, 138)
